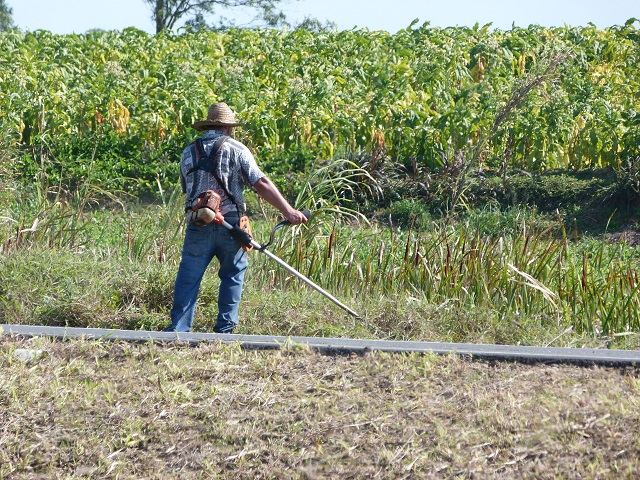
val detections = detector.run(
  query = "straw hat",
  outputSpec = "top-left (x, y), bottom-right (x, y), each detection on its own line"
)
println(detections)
top-left (192, 102), bottom-right (244, 131)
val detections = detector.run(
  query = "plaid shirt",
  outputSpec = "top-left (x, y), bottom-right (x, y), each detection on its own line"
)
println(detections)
top-left (180, 130), bottom-right (265, 215)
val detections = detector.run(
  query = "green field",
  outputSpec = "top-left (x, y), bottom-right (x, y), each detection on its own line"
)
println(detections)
top-left (2, 22), bottom-right (640, 347)
top-left (1, 21), bottom-right (639, 196)
top-left (2, 22), bottom-right (640, 480)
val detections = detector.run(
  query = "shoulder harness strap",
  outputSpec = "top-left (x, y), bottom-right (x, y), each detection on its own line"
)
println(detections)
top-left (189, 136), bottom-right (243, 214)
top-left (187, 135), bottom-right (228, 177)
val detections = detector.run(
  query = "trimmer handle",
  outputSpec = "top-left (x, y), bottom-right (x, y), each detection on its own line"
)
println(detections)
top-left (280, 209), bottom-right (312, 226)
top-left (260, 210), bottom-right (312, 251)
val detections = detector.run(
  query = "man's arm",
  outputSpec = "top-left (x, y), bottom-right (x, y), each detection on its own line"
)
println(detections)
top-left (252, 177), bottom-right (308, 225)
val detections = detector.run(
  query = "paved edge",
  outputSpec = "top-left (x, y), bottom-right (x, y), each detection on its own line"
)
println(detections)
top-left (2, 324), bottom-right (639, 367)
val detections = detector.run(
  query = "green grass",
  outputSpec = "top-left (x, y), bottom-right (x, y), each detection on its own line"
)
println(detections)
top-left (2, 155), bottom-right (640, 348)
top-left (3, 184), bottom-right (640, 350)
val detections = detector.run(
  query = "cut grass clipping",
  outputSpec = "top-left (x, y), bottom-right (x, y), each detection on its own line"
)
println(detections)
top-left (1, 336), bottom-right (639, 479)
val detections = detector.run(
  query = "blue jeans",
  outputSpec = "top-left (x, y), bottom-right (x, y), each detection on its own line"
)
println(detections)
top-left (166, 217), bottom-right (247, 333)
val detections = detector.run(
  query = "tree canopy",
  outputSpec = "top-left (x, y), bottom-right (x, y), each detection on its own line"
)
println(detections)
top-left (143, 0), bottom-right (294, 33)
top-left (0, 0), bottom-right (13, 31)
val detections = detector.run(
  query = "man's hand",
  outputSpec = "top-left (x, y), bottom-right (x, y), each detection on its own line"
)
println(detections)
top-left (285, 209), bottom-right (308, 225)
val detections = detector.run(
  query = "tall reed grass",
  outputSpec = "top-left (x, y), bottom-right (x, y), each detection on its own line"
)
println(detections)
top-left (256, 208), bottom-right (640, 338)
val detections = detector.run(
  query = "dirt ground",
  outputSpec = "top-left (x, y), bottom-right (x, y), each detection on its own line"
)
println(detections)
top-left (1, 336), bottom-right (639, 479)
top-left (607, 230), bottom-right (640, 247)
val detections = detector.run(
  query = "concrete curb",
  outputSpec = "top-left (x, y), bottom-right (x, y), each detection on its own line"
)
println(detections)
top-left (2, 324), bottom-right (639, 367)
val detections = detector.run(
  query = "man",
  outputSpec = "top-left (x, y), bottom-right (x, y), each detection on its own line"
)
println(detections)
top-left (164, 102), bottom-right (308, 333)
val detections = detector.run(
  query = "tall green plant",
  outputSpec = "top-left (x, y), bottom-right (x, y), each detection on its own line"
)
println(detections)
top-left (441, 49), bottom-right (571, 219)
top-left (2, 22), bottom-right (640, 197)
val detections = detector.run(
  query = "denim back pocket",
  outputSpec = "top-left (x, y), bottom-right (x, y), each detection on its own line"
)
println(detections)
top-left (184, 224), bottom-right (211, 257)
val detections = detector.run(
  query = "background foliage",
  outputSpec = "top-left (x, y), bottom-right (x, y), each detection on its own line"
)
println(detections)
top-left (1, 20), bottom-right (639, 198)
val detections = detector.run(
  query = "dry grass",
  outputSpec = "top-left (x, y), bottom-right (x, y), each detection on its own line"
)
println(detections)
top-left (1, 336), bottom-right (639, 479)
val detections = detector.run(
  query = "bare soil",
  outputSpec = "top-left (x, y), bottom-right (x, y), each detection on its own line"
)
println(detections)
top-left (1, 336), bottom-right (639, 479)
top-left (607, 230), bottom-right (640, 247)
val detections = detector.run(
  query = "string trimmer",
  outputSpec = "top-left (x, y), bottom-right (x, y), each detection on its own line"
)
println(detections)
top-left (214, 209), bottom-right (360, 318)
